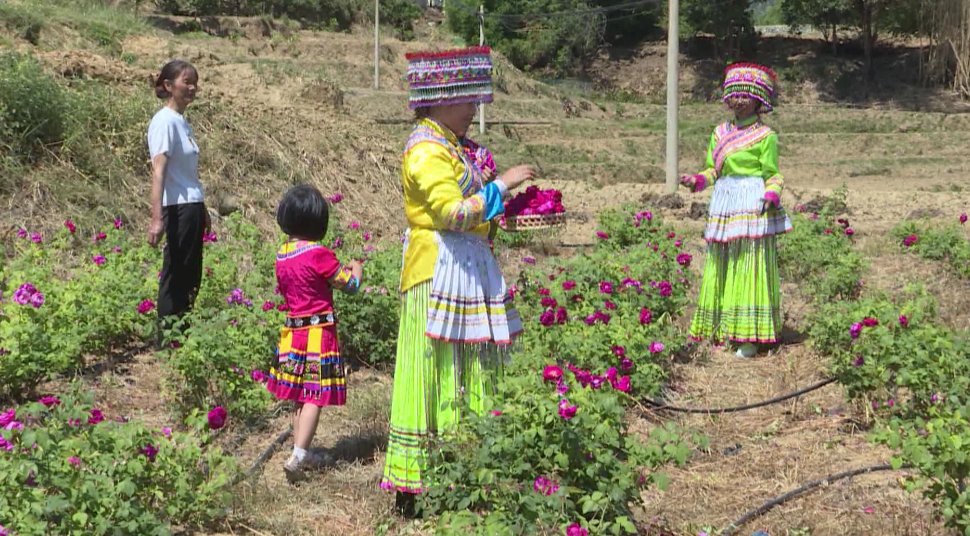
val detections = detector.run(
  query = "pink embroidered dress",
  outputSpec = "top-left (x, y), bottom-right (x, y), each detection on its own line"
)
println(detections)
top-left (685, 115), bottom-right (792, 345)
top-left (266, 240), bottom-right (358, 407)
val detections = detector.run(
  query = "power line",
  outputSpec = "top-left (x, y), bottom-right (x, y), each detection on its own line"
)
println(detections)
top-left (448, 0), bottom-right (662, 24)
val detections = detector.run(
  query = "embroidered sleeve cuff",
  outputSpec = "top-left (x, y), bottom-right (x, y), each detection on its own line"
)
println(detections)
top-left (331, 265), bottom-right (354, 291)
top-left (493, 179), bottom-right (508, 199)
top-left (763, 190), bottom-right (780, 207)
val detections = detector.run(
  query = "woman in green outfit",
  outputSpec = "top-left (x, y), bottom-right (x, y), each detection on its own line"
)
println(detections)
top-left (380, 46), bottom-right (535, 516)
top-left (680, 62), bottom-right (792, 358)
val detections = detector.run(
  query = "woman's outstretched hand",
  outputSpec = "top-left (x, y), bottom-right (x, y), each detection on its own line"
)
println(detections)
top-left (500, 165), bottom-right (536, 191)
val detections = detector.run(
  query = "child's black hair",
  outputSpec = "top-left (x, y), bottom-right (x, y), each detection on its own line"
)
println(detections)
top-left (276, 184), bottom-right (329, 241)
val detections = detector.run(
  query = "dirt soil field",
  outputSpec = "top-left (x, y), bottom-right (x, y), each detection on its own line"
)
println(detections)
top-left (7, 6), bottom-right (970, 535)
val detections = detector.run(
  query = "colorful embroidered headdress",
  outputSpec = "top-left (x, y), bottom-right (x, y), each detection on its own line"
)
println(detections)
top-left (405, 46), bottom-right (493, 110)
top-left (722, 62), bottom-right (779, 113)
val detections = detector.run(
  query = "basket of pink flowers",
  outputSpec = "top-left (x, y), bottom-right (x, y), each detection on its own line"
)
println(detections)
top-left (499, 186), bottom-right (567, 232)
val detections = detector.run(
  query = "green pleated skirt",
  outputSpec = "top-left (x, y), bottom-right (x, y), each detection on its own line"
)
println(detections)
top-left (689, 237), bottom-right (783, 345)
top-left (380, 280), bottom-right (505, 493)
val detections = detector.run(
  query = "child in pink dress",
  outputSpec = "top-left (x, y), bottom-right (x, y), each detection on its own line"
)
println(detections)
top-left (267, 184), bottom-right (363, 482)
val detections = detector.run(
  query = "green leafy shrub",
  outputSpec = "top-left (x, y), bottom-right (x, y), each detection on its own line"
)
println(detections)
top-left (0, 221), bottom-right (158, 400)
top-left (779, 188), bottom-right (865, 303)
top-left (422, 367), bottom-right (698, 535)
top-left (508, 206), bottom-right (693, 398)
top-left (0, 52), bottom-right (68, 161)
top-left (891, 219), bottom-right (970, 279)
top-left (0, 389), bottom-right (237, 534)
top-left (0, 2), bottom-right (44, 44)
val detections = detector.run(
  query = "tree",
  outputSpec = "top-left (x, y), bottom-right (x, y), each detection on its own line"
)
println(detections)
top-left (447, 0), bottom-right (608, 73)
top-left (782, 0), bottom-right (924, 79)
top-left (681, 0), bottom-right (757, 59)
top-left (781, 0), bottom-right (852, 54)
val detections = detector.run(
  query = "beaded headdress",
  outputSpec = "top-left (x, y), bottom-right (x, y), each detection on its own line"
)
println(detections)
top-left (722, 62), bottom-right (779, 112)
top-left (405, 46), bottom-right (493, 110)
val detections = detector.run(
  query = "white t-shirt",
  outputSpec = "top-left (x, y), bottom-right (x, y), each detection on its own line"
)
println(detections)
top-left (147, 106), bottom-right (204, 207)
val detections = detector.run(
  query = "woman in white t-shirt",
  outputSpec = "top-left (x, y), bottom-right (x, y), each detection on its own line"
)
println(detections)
top-left (147, 60), bottom-right (208, 331)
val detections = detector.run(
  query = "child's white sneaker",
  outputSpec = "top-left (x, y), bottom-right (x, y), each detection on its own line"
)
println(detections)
top-left (283, 454), bottom-right (306, 483)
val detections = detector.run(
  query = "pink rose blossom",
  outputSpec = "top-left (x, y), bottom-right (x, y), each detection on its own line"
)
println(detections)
top-left (0, 409), bottom-right (15, 428)
top-left (604, 300), bottom-right (616, 310)
top-left (202, 231), bottom-right (218, 243)
top-left (207, 406), bottom-right (228, 430)
top-left (845, 227), bottom-right (855, 237)
top-left (349, 221), bottom-right (360, 230)
top-left (556, 379), bottom-right (569, 395)
top-left (88, 409), bottom-right (105, 425)
top-left (39, 395), bottom-right (61, 408)
top-left (850, 322), bottom-right (863, 339)
top-left (899, 315), bottom-right (909, 328)
top-left (555, 307), bottom-right (568, 324)
top-left (68, 456), bottom-right (81, 468)
top-left (649, 341), bottom-right (665, 354)
top-left (30, 233), bottom-right (42, 244)
top-left (862, 317), bottom-right (879, 327)
top-left (566, 523), bottom-right (588, 536)
top-left (93, 232), bottom-right (107, 242)
top-left (902, 234), bottom-right (918, 247)
top-left (676, 253), bottom-right (692, 267)
top-left (533, 475), bottom-right (560, 496)
top-left (332, 237), bottom-right (343, 249)
top-left (328, 193), bottom-right (344, 204)
top-left (596, 231), bottom-right (609, 240)
top-left (620, 358), bottom-right (634, 371)
top-left (543, 365), bottom-right (564, 383)
top-left (92, 254), bottom-right (107, 266)
top-left (961, 213), bottom-right (968, 225)
top-left (541, 297), bottom-right (558, 308)
top-left (558, 399), bottom-right (578, 420)
top-left (490, 409), bottom-right (502, 416)
top-left (522, 256), bottom-right (537, 265)
top-left (539, 309), bottom-right (555, 327)
top-left (562, 280), bottom-right (576, 291)
top-left (262, 300), bottom-right (275, 312)
top-left (137, 299), bottom-right (156, 315)
top-left (639, 308), bottom-right (653, 325)
top-left (599, 281), bottom-right (613, 295)
top-left (611, 375), bottom-right (631, 392)
top-left (611, 345), bottom-right (626, 357)
top-left (16, 228), bottom-right (27, 239)
top-left (64, 220), bottom-right (77, 234)
top-left (141, 443), bottom-right (159, 462)
top-left (162, 427), bottom-right (173, 438)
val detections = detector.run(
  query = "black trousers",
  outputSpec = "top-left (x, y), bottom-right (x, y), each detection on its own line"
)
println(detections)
top-left (157, 202), bottom-right (206, 318)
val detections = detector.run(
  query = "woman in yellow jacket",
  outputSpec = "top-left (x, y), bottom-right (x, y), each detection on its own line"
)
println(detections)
top-left (380, 47), bottom-right (535, 515)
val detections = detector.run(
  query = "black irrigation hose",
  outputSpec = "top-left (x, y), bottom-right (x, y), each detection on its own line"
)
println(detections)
top-left (720, 463), bottom-right (912, 536)
top-left (641, 377), bottom-right (837, 414)
top-left (240, 426), bottom-right (292, 482)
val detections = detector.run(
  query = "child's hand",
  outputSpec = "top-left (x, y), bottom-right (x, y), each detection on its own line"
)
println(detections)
top-left (347, 260), bottom-right (363, 281)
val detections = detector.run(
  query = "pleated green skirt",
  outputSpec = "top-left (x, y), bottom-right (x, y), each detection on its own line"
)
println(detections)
top-left (689, 237), bottom-right (783, 345)
top-left (380, 280), bottom-right (504, 493)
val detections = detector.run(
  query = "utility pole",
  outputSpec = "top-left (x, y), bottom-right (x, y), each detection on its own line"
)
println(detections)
top-left (478, 4), bottom-right (486, 135)
top-left (665, 0), bottom-right (679, 193)
top-left (374, 0), bottom-right (380, 90)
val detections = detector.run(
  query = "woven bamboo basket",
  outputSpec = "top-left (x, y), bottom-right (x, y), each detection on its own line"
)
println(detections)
top-left (499, 212), bottom-right (567, 232)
